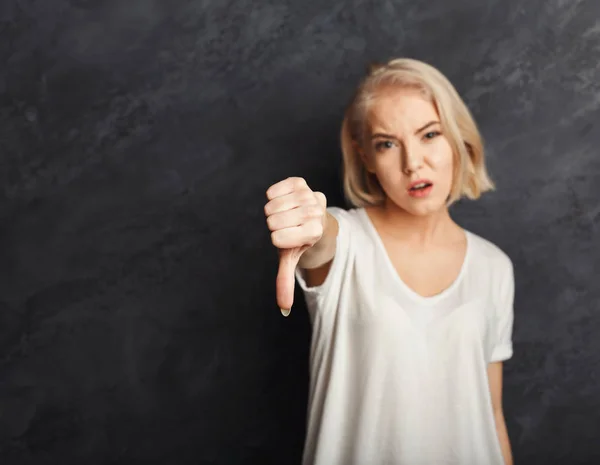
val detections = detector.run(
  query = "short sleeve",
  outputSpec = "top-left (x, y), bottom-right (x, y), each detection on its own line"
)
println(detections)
top-left (294, 206), bottom-right (354, 313)
top-left (490, 258), bottom-right (515, 363)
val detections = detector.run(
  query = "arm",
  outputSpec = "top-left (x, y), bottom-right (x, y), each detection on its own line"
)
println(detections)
top-left (265, 177), bottom-right (338, 311)
top-left (488, 361), bottom-right (513, 465)
top-left (298, 212), bottom-right (339, 288)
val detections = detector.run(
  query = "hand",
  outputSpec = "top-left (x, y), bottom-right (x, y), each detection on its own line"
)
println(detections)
top-left (264, 177), bottom-right (327, 316)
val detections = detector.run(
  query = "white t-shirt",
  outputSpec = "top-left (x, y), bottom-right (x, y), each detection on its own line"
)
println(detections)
top-left (295, 207), bottom-right (515, 465)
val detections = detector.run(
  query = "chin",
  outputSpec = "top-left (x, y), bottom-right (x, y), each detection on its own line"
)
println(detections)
top-left (384, 185), bottom-right (451, 217)
top-left (395, 196), bottom-right (448, 217)
top-left (404, 204), bottom-right (443, 217)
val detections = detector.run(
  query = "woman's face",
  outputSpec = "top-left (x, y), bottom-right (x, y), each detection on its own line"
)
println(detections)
top-left (359, 86), bottom-right (455, 217)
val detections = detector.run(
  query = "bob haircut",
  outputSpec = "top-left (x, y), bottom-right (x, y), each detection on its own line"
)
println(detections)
top-left (340, 57), bottom-right (495, 207)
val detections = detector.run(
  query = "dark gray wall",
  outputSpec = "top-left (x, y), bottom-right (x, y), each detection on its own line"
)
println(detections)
top-left (1, 0), bottom-right (599, 464)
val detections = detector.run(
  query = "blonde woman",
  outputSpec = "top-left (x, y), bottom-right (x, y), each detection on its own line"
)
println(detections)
top-left (264, 58), bottom-right (515, 465)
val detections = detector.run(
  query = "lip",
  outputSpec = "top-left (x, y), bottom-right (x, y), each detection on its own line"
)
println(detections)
top-left (408, 179), bottom-right (433, 190)
top-left (407, 179), bottom-right (434, 198)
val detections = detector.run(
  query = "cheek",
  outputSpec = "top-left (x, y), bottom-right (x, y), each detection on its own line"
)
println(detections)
top-left (373, 148), bottom-right (401, 172)
top-left (430, 140), bottom-right (454, 173)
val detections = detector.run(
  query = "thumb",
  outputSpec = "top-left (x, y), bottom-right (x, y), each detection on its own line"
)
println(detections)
top-left (276, 247), bottom-right (303, 316)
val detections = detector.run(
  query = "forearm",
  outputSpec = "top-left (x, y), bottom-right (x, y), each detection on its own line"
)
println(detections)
top-left (495, 410), bottom-right (513, 465)
top-left (298, 212), bottom-right (338, 269)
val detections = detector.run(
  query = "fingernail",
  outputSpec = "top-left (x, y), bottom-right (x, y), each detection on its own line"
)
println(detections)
top-left (280, 307), bottom-right (291, 317)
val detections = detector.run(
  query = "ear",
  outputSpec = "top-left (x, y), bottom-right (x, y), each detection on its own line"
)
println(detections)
top-left (354, 139), bottom-right (376, 173)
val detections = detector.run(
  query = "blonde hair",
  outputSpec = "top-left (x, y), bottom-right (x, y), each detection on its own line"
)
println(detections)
top-left (341, 58), bottom-right (494, 207)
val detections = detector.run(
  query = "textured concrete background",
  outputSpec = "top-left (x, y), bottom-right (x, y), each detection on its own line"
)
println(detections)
top-left (1, 0), bottom-right (599, 464)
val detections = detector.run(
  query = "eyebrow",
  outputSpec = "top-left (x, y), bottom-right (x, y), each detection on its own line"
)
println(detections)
top-left (370, 120), bottom-right (440, 140)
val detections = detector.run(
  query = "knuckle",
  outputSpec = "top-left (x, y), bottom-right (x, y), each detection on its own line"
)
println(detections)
top-left (265, 184), bottom-right (277, 200)
top-left (267, 197), bottom-right (283, 214)
top-left (293, 177), bottom-right (307, 189)
top-left (300, 190), bottom-right (315, 204)
top-left (305, 221), bottom-right (323, 241)
top-left (270, 230), bottom-right (284, 248)
top-left (305, 204), bottom-right (322, 219)
top-left (314, 191), bottom-right (327, 207)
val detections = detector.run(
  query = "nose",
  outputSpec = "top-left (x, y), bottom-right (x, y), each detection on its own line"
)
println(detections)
top-left (402, 143), bottom-right (424, 175)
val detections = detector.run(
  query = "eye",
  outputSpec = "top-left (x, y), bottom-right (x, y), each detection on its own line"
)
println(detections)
top-left (423, 131), bottom-right (441, 140)
top-left (374, 140), bottom-right (395, 151)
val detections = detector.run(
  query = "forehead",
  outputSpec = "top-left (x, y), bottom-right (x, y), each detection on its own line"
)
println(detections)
top-left (366, 87), bottom-right (438, 132)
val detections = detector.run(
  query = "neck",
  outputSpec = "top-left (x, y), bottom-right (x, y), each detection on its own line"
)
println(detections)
top-left (374, 198), bottom-right (458, 247)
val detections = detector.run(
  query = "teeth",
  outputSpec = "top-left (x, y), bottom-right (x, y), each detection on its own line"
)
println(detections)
top-left (413, 183), bottom-right (427, 189)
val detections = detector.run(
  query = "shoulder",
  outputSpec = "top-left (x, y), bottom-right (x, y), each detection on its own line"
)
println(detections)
top-left (326, 206), bottom-right (367, 230)
top-left (465, 231), bottom-right (515, 308)
top-left (325, 206), bottom-right (373, 250)
top-left (327, 205), bottom-right (363, 220)
top-left (466, 230), bottom-right (513, 276)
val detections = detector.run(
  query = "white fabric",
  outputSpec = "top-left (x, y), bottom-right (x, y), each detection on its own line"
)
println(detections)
top-left (295, 206), bottom-right (515, 465)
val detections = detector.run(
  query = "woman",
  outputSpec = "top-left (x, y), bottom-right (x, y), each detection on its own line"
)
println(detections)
top-left (264, 58), bottom-right (515, 465)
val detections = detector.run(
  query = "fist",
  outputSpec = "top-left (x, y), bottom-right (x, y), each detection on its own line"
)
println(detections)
top-left (264, 177), bottom-right (327, 315)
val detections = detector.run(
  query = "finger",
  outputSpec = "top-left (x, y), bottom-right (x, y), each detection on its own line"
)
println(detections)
top-left (266, 204), bottom-right (323, 232)
top-left (266, 177), bottom-right (307, 200)
top-left (276, 248), bottom-right (302, 315)
top-left (264, 192), bottom-right (302, 217)
top-left (314, 191), bottom-right (327, 210)
top-left (271, 220), bottom-right (322, 249)
top-left (264, 189), bottom-right (315, 216)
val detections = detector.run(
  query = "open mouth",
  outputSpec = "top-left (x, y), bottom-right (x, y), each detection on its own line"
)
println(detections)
top-left (409, 181), bottom-right (433, 192)
top-left (407, 180), bottom-right (433, 198)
